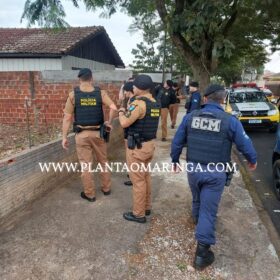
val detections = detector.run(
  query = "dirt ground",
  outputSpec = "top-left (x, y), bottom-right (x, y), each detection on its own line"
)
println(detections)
top-left (0, 124), bottom-right (62, 159)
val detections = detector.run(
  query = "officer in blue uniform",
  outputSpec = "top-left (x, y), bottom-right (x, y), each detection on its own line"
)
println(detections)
top-left (171, 84), bottom-right (257, 269)
top-left (186, 81), bottom-right (201, 113)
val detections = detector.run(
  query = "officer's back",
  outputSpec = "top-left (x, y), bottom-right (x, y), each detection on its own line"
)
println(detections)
top-left (171, 84), bottom-right (257, 270)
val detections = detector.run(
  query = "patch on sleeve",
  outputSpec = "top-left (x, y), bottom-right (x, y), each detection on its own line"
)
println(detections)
top-left (128, 104), bottom-right (137, 112)
top-left (243, 131), bottom-right (249, 139)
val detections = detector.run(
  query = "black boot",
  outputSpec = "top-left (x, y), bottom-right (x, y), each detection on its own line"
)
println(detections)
top-left (123, 212), bottom-right (146, 223)
top-left (193, 242), bottom-right (215, 270)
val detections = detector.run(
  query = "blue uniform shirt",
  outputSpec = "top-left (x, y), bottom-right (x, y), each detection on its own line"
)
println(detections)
top-left (188, 91), bottom-right (201, 113)
top-left (171, 102), bottom-right (257, 164)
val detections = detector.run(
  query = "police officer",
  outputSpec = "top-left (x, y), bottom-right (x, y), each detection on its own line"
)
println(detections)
top-left (62, 68), bottom-right (117, 202)
top-left (186, 81), bottom-right (201, 113)
top-left (122, 81), bottom-right (135, 187)
top-left (118, 77), bottom-right (134, 106)
top-left (158, 80), bottom-right (176, 141)
top-left (118, 75), bottom-right (160, 223)
top-left (171, 84), bottom-right (257, 269)
top-left (169, 82), bottom-right (182, 129)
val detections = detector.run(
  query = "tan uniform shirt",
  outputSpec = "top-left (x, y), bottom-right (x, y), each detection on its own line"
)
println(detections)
top-left (119, 93), bottom-right (156, 127)
top-left (64, 84), bottom-right (113, 115)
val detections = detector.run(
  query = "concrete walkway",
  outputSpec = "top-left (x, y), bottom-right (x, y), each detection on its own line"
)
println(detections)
top-left (0, 107), bottom-right (279, 280)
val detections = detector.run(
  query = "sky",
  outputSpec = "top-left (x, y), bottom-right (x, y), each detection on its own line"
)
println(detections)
top-left (0, 0), bottom-right (142, 66)
top-left (0, 0), bottom-right (279, 72)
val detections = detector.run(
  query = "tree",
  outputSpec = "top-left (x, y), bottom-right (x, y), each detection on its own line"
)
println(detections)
top-left (22, 0), bottom-right (280, 91)
top-left (128, 15), bottom-right (161, 72)
top-left (130, 42), bottom-right (159, 72)
top-left (215, 42), bottom-right (268, 86)
top-left (129, 15), bottom-right (191, 76)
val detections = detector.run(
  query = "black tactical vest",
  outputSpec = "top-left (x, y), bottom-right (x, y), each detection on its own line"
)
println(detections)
top-left (127, 97), bottom-right (160, 141)
top-left (187, 109), bottom-right (232, 164)
top-left (74, 87), bottom-right (104, 126)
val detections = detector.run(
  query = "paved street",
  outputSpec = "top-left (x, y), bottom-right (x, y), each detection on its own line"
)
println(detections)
top-left (240, 128), bottom-right (280, 236)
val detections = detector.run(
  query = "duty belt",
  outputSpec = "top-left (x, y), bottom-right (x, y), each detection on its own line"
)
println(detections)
top-left (74, 126), bottom-right (100, 133)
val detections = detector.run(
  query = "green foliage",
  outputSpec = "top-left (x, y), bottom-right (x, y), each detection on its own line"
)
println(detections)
top-left (21, 0), bottom-right (69, 27)
top-left (21, 0), bottom-right (280, 86)
top-left (215, 42), bottom-right (268, 85)
top-left (130, 42), bottom-right (159, 72)
top-left (129, 14), bottom-right (191, 75)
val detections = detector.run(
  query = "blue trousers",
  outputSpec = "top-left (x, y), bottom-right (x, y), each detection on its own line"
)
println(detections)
top-left (187, 167), bottom-right (226, 245)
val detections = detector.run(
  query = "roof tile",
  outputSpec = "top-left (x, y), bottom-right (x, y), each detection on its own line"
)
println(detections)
top-left (0, 26), bottom-right (102, 54)
top-left (0, 26), bottom-right (124, 67)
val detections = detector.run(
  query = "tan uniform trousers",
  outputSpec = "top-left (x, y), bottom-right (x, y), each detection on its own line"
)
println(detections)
top-left (161, 108), bottom-right (169, 138)
top-left (126, 140), bottom-right (155, 217)
top-left (75, 130), bottom-right (111, 198)
top-left (169, 103), bottom-right (179, 126)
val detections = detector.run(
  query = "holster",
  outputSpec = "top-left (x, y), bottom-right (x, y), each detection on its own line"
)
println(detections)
top-left (127, 133), bottom-right (142, 150)
top-left (127, 134), bottom-right (136, 149)
top-left (73, 125), bottom-right (82, 133)
top-left (100, 124), bottom-right (110, 143)
top-left (134, 133), bottom-right (142, 149)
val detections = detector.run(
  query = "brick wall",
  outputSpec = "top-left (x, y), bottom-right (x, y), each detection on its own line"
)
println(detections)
top-left (0, 118), bottom-right (125, 223)
top-left (0, 71), bottom-right (123, 126)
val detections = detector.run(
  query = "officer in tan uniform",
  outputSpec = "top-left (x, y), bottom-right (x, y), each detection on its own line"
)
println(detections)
top-left (62, 68), bottom-right (117, 202)
top-left (122, 81), bottom-right (135, 187)
top-left (118, 75), bottom-right (160, 223)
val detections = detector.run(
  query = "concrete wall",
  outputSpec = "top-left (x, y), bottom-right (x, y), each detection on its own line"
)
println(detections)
top-left (0, 135), bottom-right (77, 222)
top-left (41, 69), bottom-right (132, 83)
top-left (61, 56), bottom-right (115, 71)
top-left (0, 118), bottom-right (125, 223)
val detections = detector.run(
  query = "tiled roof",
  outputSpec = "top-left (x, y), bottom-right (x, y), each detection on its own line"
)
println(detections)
top-left (0, 26), bottom-right (125, 67)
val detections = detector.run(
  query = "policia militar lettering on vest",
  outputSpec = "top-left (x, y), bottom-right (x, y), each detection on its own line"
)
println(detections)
top-left (73, 87), bottom-right (104, 130)
top-left (187, 109), bottom-right (232, 164)
top-left (127, 97), bottom-right (160, 148)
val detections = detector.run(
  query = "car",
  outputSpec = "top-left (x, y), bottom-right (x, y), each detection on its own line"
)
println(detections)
top-left (272, 126), bottom-right (280, 200)
top-left (225, 87), bottom-right (279, 132)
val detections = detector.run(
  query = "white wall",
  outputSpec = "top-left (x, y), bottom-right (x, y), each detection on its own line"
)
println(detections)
top-left (0, 56), bottom-right (115, 72)
top-left (0, 58), bottom-right (62, 71)
top-left (61, 56), bottom-right (115, 71)
top-left (139, 73), bottom-right (172, 83)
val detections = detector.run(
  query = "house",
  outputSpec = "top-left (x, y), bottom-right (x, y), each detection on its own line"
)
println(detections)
top-left (0, 26), bottom-right (125, 71)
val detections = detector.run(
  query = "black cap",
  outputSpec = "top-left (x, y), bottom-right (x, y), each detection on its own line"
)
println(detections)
top-left (204, 84), bottom-right (225, 96)
top-left (133, 75), bottom-right (153, 90)
top-left (189, 81), bottom-right (199, 88)
top-left (78, 68), bottom-right (92, 78)
top-left (166, 80), bottom-right (173, 87)
top-left (123, 81), bottom-right (134, 92)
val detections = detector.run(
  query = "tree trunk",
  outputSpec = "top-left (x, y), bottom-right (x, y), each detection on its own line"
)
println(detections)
top-left (191, 65), bottom-right (211, 95)
top-left (154, 0), bottom-right (212, 93)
